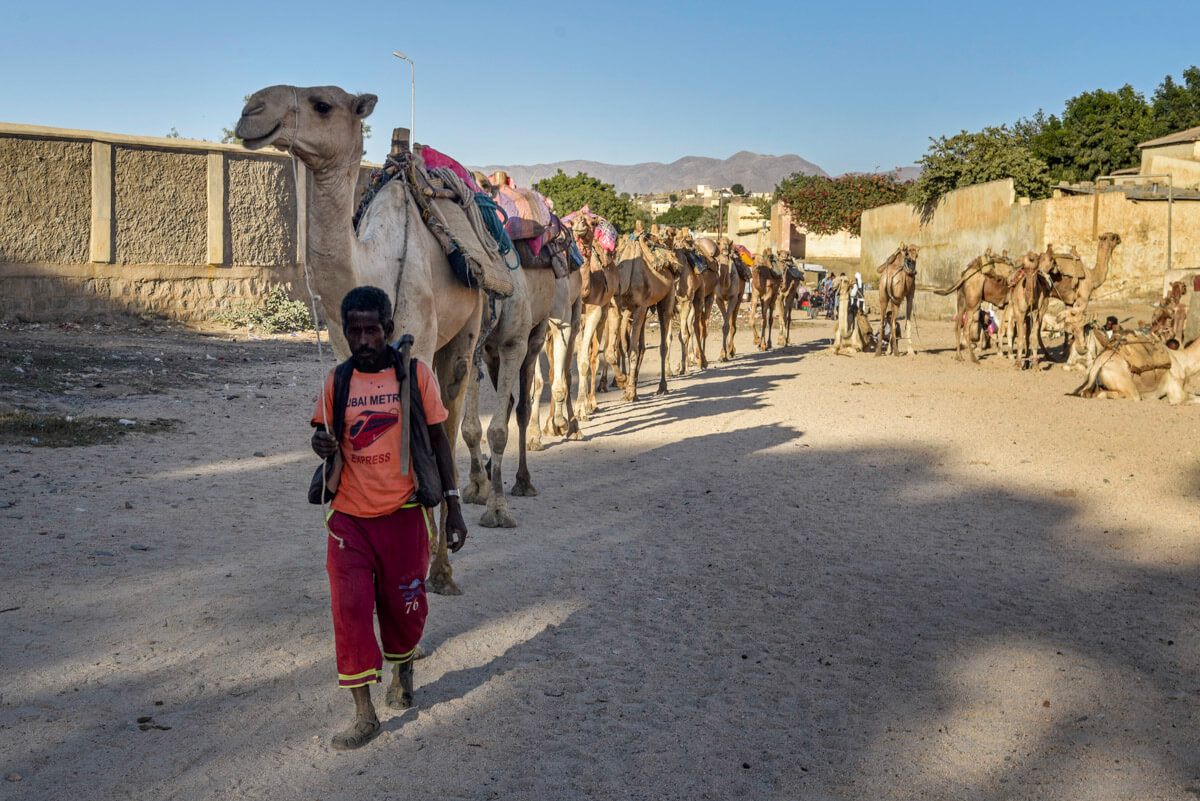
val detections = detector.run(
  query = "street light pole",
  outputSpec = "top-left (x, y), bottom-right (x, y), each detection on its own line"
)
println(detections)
top-left (391, 51), bottom-right (415, 145)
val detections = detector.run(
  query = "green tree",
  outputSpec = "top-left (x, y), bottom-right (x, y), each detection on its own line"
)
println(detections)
top-left (696, 207), bottom-right (721, 231)
top-left (778, 173), bottom-right (910, 236)
top-left (907, 127), bottom-right (1049, 218)
top-left (1151, 66), bottom-right (1200, 137)
top-left (654, 205), bottom-right (704, 227)
top-left (1053, 84), bottom-right (1155, 182)
top-left (533, 170), bottom-right (648, 232)
top-left (730, 183), bottom-right (746, 196)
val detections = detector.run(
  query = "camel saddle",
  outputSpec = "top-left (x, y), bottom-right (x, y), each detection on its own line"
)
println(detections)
top-left (1048, 250), bottom-right (1087, 280)
top-left (515, 215), bottom-right (572, 279)
top-left (1099, 334), bottom-right (1172, 375)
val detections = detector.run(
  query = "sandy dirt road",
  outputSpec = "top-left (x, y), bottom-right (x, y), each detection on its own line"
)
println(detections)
top-left (1, 314), bottom-right (1198, 800)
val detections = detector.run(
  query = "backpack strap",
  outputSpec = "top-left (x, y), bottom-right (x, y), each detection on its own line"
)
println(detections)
top-left (331, 359), bottom-right (355, 440)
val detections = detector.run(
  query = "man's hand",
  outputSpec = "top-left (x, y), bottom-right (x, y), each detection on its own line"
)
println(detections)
top-left (311, 428), bottom-right (338, 459)
top-left (444, 499), bottom-right (467, 553)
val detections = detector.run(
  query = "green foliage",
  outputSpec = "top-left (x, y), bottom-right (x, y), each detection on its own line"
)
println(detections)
top-left (730, 183), bottom-right (746, 196)
top-left (654, 205), bottom-right (705, 227)
top-left (777, 173), bottom-right (910, 236)
top-left (696, 207), bottom-right (721, 231)
top-left (907, 127), bottom-right (1050, 217)
top-left (749, 196), bottom-right (774, 222)
top-left (668, 193), bottom-right (679, 203)
top-left (533, 170), bottom-right (649, 232)
top-left (217, 285), bottom-right (313, 333)
top-left (1055, 85), bottom-right (1155, 182)
top-left (1151, 66), bottom-right (1200, 137)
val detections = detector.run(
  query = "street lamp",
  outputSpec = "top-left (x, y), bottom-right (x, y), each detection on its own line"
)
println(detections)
top-left (391, 51), bottom-right (415, 144)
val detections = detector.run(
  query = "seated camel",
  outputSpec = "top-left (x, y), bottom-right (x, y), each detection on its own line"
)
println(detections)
top-left (1071, 333), bottom-right (1200, 403)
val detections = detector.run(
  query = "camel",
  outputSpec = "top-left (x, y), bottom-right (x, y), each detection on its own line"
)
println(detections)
top-left (713, 238), bottom-right (746, 361)
top-left (750, 248), bottom-right (782, 351)
top-left (1071, 333), bottom-right (1200, 403)
top-left (1150, 281), bottom-right (1188, 342)
top-left (1005, 252), bottom-right (1049, 369)
top-left (235, 84), bottom-right (481, 596)
top-left (776, 255), bottom-right (803, 347)
top-left (875, 244), bottom-right (920, 356)
top-left (933, 249), bottom-right (1014, 362)
top-left (1036, 233), bottom-right (1122, 311)
top-left (668, 228), bottom-right (719, 374)
top-left (830, 274), bottom-right (874, 354)
top-left (569, 214), bottom-right (620, 420)
top-left (530, 265), bottom-right (583, 446)
top-left (460, 216), bottom-right (569, 528)
top-left (607, 228), bottom-right (678, 401)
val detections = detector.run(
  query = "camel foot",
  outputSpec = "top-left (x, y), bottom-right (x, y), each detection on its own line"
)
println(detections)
top-left (526, 437), bottom-right (545, 453)
top-left (654, 383), bottom-right (669, 396)
top-left (428, 571), bottom-right (462, 596)
top-left (462, 472), bottom-right (490, 505)
top-left (624, 390), bottom-right (639, 403)
top-left (479, 505), bottom-right (517, 529)
top-left (511, 477), bottom-right (538, 497)
top-left (566, 423), bottom-right (582, 441)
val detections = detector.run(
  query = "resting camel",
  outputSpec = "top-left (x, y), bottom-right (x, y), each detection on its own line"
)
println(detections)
top-left (750, 249), bottom-right (782, 351)
top-left (569, 214), bottom-right (620, 420)
top-left (607, 230), bottom-right (678, 401)
top-left (235, 84), bottom-right (481, 595)
top-left (713, 238), bottom-right (746, 361)
top-left (1071, 333), bottom-right (1200, 403)
top-left (830, 274), bottom-right (874, 354)
top-left (875, 244), bottom-right (920, 356)
top-left (933, 249), bottom-right (1014, 362)
top-left (776, 255), bottom-right (803, 347)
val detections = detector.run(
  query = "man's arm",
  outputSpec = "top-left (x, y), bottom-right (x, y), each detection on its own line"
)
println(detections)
top-left (312, 425), bottom-right (337, 459)
top-left (428, 421), bottom-right (467, 553)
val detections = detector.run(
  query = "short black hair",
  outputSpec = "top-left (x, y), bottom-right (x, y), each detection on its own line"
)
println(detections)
top-left (340, 286), bottom-right (392, 329)
top-left (1105, 315), bottom-right (1119, 326)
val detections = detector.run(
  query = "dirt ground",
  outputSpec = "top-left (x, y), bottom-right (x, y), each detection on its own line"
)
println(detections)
top-left (1, 311), bottom-right (1198, 801)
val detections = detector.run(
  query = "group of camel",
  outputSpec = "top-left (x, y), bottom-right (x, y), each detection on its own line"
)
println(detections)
top-left (234, 83), bottom-right (812, 595)
top-left (832, 230), bottom-right (1199, 403)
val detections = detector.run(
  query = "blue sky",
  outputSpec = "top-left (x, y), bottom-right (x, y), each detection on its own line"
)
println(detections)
top-left (3, 1), bottom-right (1197, 175)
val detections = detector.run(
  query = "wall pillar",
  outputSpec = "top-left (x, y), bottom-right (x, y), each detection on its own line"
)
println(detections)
top-left (206, 152), bottom-right (227, 266)
top-left (89, 142), bottom-right (113, 263)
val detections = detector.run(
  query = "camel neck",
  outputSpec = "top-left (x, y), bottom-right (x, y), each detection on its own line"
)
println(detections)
top-left (306, 161), bottom-right (360, 272)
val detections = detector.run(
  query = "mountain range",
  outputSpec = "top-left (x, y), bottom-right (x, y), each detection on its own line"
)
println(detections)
top-left (472, 150), bottom-right (829, 195)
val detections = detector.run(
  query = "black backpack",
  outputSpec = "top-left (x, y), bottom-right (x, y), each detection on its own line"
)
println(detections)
top-left (308, 346), bottom-right (443, 508)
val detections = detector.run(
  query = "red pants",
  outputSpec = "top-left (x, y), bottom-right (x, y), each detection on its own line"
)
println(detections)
top-left (326, 504), bottom-right (433, 688)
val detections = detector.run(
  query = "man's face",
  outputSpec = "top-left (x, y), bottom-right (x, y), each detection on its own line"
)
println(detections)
top-left (345, 309), bottom-right (393, 370)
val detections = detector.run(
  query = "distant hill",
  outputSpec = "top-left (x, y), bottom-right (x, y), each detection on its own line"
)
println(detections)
top-left (472, 150), bottom-right (828, 194)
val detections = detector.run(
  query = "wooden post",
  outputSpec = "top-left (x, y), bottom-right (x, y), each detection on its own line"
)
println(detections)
top-left (295, 163), bottom-right (307, 267)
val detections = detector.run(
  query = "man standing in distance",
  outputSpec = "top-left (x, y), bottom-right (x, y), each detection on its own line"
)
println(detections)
top-left (311, 286), bottom-right (467, 750)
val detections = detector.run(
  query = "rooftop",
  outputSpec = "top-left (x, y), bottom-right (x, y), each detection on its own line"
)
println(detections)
top-left (1139, 124), bottom-right (1200, 149)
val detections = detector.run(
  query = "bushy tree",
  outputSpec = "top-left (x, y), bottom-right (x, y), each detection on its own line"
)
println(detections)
top-left (1054, 85), bottom-right (1155, 182)
top-left (907, 127), bottom-right (1050, 218)
top-left (533, 170), bottom-right (648, 232)
top-left (654, 205), bottom-right (704, 227)
top-left (730, 183), bottom-right (746, 196)
top-left (1151, 66), bottom-right (1200, 137)
top-left (777, 173), bottom-right (910, 236)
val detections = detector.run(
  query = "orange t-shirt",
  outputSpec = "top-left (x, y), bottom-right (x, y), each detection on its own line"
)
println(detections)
top-left (311, 359), bottom-right (449, 518)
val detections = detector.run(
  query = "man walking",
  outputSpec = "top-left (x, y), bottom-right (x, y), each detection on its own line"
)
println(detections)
top-left (310, 286), bottom-right (467, 750)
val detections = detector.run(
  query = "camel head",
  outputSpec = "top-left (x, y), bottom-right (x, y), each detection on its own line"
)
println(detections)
top-left (899, 244), bottom-right (919, 272)
top-left (234, 84), bottom-right (377, 171)
top-left (1098, 232), bottom-right (1122, 251)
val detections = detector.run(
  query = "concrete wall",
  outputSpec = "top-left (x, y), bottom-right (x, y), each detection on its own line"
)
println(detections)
top-left (0, 122), bottom-right (325, 322)
top-left (860, 178), bottom-right (1200, 318)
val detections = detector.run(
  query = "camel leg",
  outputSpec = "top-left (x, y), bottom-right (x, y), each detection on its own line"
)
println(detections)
top-left (750, 288), bottom-right (762, 348)
top-left (575, 304), bottom-right (602, 420)
top-left (728, 284), bottom-right (741, 358)
top-left (875, 304), bottom-right (886, 356)
top-left (554, 299), bottom-right (582, 441)
top-left (478, 334), bottom-right (526, 529)
top-left (512, 321), bottom-right (547, 497)
top-left (697, 294), bottom-right (713, 368)
top-left (460, 370), bottom-right (489, 506)
top-left (427, 311), bottom-right (479, 597)
top-left (624, 307), bottom-right (649, 402)
top-left (655, 296), bottom-right (673, 396)
top-left (905, 293), bottom-right (918, 356)
top-left (528, 346), bottom-right (547, 451)
top-left (608, 307), bottom-right (632, 390)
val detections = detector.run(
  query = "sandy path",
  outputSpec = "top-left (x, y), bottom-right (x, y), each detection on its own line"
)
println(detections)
top-left (1, 316), bottom-right (1198, 800)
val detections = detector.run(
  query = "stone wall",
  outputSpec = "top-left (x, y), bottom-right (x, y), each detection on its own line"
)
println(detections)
top-left (860, 179), bottom-right (1200, 318)
top-left (0, 123), bottom-right (322, 323)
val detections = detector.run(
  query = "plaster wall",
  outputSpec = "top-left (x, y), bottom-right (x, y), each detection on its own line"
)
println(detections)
top-left (114, 148), bottom-right (206, 266)
top-left (0, 137), bottom-right (90, 264)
